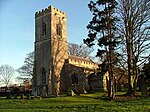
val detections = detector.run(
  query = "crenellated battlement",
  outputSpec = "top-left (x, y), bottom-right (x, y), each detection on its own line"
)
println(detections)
top-left (35, 5), bottom-right (66, 18)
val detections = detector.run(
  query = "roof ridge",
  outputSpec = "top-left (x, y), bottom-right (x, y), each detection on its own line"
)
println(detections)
top-left (68, 55), bottom-right (90, 60)
top-left (68, 55), bottom-right (97, 64)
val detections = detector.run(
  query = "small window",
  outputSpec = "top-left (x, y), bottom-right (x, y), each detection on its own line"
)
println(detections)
top-left (42, 68), bottom-right (46, 84)
top-left (56, 23), bottom-right (62, 36)
top-left (42, 22), bottom-right (46, 36)
top-left (71, 73), bottom-right (78, 84)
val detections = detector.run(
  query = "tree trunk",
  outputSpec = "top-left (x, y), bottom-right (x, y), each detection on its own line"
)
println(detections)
top-left (126, 75), bottom-right (134, 96)
top-left (126, 53), bottom-right (134, 95)
top-left (107, 46), bottom-right (115, 100)
top-left (126, 54), bottom-right (138, 96)
top-left (51, 57), bottom-right (57, 97)
top-left (133, 67), bottom-right (138, 94)
top-left (108, 76), bottom-right (115, 100)
top-left (126, 31), bottom-right (135, 96)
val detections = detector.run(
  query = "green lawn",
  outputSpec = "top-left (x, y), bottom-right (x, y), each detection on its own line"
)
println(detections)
top-left (0, 92), bottom-right (149, 112)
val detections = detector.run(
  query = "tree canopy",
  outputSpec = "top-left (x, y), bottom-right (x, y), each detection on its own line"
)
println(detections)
top-left (17, 52), bottom-right (34, 82)
top-left (68, 43), bottom-right (94, 59)
top-left (117, 0), bottom-right (150, 95)
top-left (0, 64), bottom-right (15, 87)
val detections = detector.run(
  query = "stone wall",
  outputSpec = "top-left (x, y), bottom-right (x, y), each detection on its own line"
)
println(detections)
top-left (33, 6), bottom-right (68, 96)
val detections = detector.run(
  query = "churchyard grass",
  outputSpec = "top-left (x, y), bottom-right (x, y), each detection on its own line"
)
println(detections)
top-left (0, 92), bottom-right (149, 112)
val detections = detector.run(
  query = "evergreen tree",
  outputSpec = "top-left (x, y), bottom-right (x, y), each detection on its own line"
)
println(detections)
top-left (84, 0), bottom-right (119, 100)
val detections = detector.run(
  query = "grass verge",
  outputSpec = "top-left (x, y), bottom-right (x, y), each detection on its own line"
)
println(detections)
top-left (0, 92), bottom-right (149, 112)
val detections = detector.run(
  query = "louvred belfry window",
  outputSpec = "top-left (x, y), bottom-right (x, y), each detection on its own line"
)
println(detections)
top-left (42, 22), bottom-right (46, 36)
top-left (56, 21), bottom-right (62, 36)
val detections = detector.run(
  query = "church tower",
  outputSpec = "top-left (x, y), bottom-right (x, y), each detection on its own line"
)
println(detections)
top-left (33, 6), bottom-right (68, 96)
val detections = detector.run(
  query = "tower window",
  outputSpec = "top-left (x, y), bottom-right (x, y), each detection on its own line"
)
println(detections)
top-left (56, 23), bottom-right (62, 36)
top-left (42, 22), bottom-right (46, 36)
top-left (42, 67), bottom-right (46, 84)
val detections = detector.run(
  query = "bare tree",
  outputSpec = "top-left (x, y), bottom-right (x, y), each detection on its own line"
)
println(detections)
top-left (118, 0), bottom-right (150, 95)
top-left (17, 52), bottom-right (34, 82)
top-left (0, 65), bottom-right (15, 87)
top-left (68, 43), bottom-right (94, 59)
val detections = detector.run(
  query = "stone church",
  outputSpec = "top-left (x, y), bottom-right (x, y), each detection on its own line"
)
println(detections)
top-left (32, 6), bottom-right (108, 96)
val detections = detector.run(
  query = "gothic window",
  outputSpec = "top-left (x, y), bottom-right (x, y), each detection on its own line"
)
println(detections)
top-left (71, 73), bottom-right (78, 84)
top-left (42, 67), bottom-right (46, 84)
top-left (42, 22), bottom-right (46, 36)
top-left (56, 22), bottom-right (62, 36)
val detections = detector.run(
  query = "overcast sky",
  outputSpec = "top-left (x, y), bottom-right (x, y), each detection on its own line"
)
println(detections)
top-left (0, 0), bottom-right (93, 70)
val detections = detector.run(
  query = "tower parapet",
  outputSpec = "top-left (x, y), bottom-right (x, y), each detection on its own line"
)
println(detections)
top-left (35, 5), bottom-right (66, 18)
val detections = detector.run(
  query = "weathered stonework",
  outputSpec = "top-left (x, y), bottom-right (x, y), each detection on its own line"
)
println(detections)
top-left (32, 6), bottom-right (107, 97)
top-left (33, 6), bottom-right (68, 96)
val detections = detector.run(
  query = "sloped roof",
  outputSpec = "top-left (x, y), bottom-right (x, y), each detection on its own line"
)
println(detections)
top-left (68, 55), bottom-right (97, 64)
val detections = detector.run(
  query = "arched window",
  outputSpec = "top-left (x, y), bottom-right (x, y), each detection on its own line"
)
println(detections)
top-left (71, 73), bottom-right (78, 84)
top-left (42, 22), bottom-right (46, 36)
top-left (56, 22), bottom-right (62, 36)
top-left (42, 67), bottom-right (46, 84)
